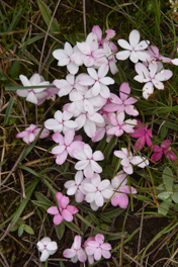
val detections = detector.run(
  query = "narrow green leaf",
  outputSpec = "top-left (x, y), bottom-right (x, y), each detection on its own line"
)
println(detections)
top-left (89, 212), bottom-right (100, 226)
top-left (19, 34), bottom-right (45, 48)
top-left (37, 0), bottom-right (60, 33)
top-left (6, 85), bottom-right (55, 91)
top-left (103, 136), bottom-right (117, 164)
top-left (59, 260), bottom-right (66, 267)
top-left (32, 200), bottom-right (51, 210)
top-left (24, 224), bottom-right (35, 235)
top-left (55, 222), bottom-right (65, 240)
top-left (64, 221), bottom-right (83, 235)
top-left (163, 167), bottom-right (174, 191)
top-left (35, 192), bottom-right (54, 206)
top-left (18, 165), bottom-right (40, 177)
top-left (3, 97), bottom-right (14, 126)
top-left (10, 179), bottom-right (39, 231)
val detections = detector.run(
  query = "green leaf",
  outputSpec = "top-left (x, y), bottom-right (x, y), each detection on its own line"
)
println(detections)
top-left (163, 167), bottom-right (174, 191)
top-left (32, 200), bottom-right (51, 210)
top-left (158, 202), bottom-right (169, 216)
top-left (100, 223), bottom-right (110, 231)
top-left (24, 224), bottom-right (35, 235)
top-left (59, 260), bottom-right (66, 267)
top-left (135, 194), bottom-right (154, 203)
top-left (64, 221), bottom-right (83, 235)
top-left (98, 213), bottom-right (112, 223)
top-left (3, 97), bottom-right (14, 126)
top-left (89, 212), bottom-right (100, 226)
top-left (10, 180), bottom-right (39, 232)
top-left (35, 192), bottom-right (54, 206)
top-left (37, 0), bottom-right (60, 33)
top-left (157, 192), bottom-right (172, 200)
top-left (18, 224), bottom-right (24, 237)
top-left (103, 135), bottom-right (117, 164)
top-left (172, 192), bottom-right (178, 204)
top-left (10, 224), bottom-right (19, 232)
top-left (55, 222), bottom-right (65, 240)
top-left (18, 165), bottom-right (40, 177)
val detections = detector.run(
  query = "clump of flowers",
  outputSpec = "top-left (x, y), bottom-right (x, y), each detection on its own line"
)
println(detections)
top-left (14, 24), bottom-right (178, 265)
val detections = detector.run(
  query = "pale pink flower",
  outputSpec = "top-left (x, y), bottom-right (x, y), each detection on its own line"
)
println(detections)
top-left (64, 171), bottom-right (89, 202)
top-left (44, 110), bottom-right (78, 134)
top-left (130, 120), bottom-right (152, 150)
top-left (73, 144), bottom-right (104, 179)
top-left (77, 64), bottom-right (114, 98)
top-left (107, 111), bottom-right (137, 137)
top-left (103, 43), bottom-right (118, 74)
top-left (52, 42), bottom-right (83, 75)
top-left (114, 148), bottom-right (149, 174)
top-left (17, 74), bottom-right (51, 105)
top-left (147, 45), bottom-right (172, 63)
top-left (37, 237), bottom-right (58, 262)
top-left (83, 173), bottom-right (113, 210)
top-left (51, 130), bottom-right (84, 165)
top-left (103, 82), bottom-right (138, 116)
top-left (134, 62), bottom-right (173, 99)
top-left (77, 32), bottom-right (106, 67)
top-left (84, 234), bottom-right (112, 264)
top-left (47, 192), bottom-right (78, 225)
top-left (151, 140), bottom-right (177, 162)
top-left (63, 235), bottom-right (87, 263)
top-left (16, 124), bottom-right (50, 144)
top-left (53, 74), bottom-right (86, 97)
top-left (111, 171), bottom-right (137, 208)
top-left (116, 29), bottom-right (150, 63)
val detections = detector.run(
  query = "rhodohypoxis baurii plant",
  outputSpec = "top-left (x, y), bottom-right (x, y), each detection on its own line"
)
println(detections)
top-left (14, 24), bottom-right (178, 264)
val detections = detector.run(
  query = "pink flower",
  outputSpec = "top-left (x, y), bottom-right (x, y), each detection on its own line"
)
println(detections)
top-left (37, 237), bottom-right (58, 262)
top-left (16, 124), bottom-right (50, 144)
top-left (63, 235), bottom-right (87, 263)
top-left (147, 45), bottom-right (172, 63)
top-left (103, 82), bottom-right (138, 116)
top-left (130, 120), bottom-right (152, 150)
top-left (73, 144), bottom-right (104, 179)
top-left (151, 140), bottom-right (177, 162)
top-left (107, 111), bottom-right (137, 137)
top-left (84, 234), bottom-right (112, 264)
top-left (111, 171), bottom-right (137, 208)
top-left (51, 130), bottom-right (84, 165)
top-left (47, 192), bottom-right (78, 225)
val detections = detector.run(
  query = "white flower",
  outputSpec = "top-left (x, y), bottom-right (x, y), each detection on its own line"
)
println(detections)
top-left (134, 62), bottom-right (173, 99)
top-left (116, 29), bottom-right (150, 63)
top-left (17, 74), bottom-right (50, 105)
top-left (73, 144), bottom-right (104, 179)
top-left (37, 237), bottom-right (58, 262)
top-left (84, 173), bottom-right (113, 210)
top-left (114, 148), bottom-right (149, 174)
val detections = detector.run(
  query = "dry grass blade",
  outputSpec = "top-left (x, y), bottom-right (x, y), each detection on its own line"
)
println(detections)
top-left (38, 0), bottom-right (62, 74)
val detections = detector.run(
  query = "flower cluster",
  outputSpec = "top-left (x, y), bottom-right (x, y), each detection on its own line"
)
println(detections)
top-left (15, 25), bottom-right (177, 264)
top-left (63, 234), bottom-right (112, 264)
